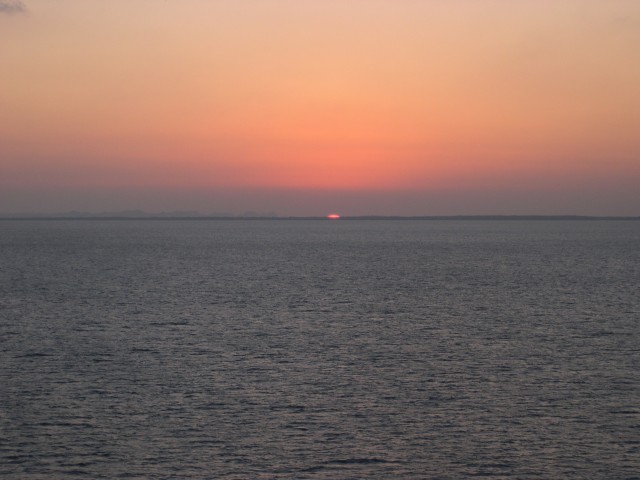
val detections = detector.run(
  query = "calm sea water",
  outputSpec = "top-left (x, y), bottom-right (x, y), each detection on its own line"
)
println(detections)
top-left (1, 219), bottom-right (639, 479)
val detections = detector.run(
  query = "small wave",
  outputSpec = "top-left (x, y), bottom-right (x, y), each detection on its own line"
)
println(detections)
top-left (300, 465), bottom-right (327, 473)
top-left (328, 457), bottom-right (393, 465)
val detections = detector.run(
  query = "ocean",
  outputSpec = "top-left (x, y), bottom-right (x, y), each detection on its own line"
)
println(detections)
top-left (1, 219), bottom-right (638, 478)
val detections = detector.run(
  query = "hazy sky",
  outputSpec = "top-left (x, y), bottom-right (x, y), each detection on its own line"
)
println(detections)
top-left (1, 0), bottom-right (639, 215)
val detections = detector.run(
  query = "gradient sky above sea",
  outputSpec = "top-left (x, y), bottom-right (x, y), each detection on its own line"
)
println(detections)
top-left (1, 0), bottom-right (639, 216)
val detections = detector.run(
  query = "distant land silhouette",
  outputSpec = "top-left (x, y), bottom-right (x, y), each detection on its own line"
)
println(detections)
top-left (0, 210), bottom-right (276, 219)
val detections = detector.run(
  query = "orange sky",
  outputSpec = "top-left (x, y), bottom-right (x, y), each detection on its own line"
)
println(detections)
top-left (1, 0), bottom-right (639, 215)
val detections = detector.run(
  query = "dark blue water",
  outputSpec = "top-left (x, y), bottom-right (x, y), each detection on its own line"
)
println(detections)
top-left (1, 220), bottom-right (639, 478)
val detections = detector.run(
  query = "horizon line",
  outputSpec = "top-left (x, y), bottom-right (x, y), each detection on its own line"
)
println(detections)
top-left (1, 214), bottom-right (639, 221)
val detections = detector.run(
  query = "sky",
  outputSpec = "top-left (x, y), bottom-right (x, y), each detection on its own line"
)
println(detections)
top-left (1, 0), bottom-right (639, 216)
